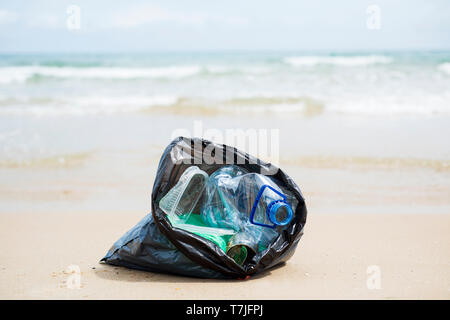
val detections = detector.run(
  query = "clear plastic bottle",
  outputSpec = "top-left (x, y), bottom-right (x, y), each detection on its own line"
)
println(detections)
top-left (159, 166), bottom-right (209, 224)
top-left (200, 165), bottom-right (295, 264)
top-left (159, 166), bottom-right (237, 253)
top-left (200, 165), bottom-right (248, 231)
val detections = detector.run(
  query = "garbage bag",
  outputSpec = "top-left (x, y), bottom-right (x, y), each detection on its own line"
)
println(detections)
top-left (101, 136), bottom-right (307, 279)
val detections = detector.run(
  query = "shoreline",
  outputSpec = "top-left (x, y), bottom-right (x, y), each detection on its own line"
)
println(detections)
top-left (1, 211), bottom-right (448, 299)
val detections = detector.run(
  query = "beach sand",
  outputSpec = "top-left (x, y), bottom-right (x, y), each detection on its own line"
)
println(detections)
top-left (0, 211), bottom-right (448, 300)
top-left (0, 143), bottom-right (449, 300)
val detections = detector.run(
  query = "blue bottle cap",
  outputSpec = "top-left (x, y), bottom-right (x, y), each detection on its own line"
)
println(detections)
top-left (268, 201), bottom-right (293, 226)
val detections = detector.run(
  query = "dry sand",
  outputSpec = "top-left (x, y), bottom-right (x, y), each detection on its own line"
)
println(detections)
top-left (0, 211), bottom-right (448, 299)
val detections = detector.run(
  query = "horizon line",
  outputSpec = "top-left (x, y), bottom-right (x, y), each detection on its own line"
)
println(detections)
top-left (1, 48), bottom-right (450, 55)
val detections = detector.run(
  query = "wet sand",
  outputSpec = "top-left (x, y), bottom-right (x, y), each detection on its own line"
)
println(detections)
top-left (0, 211), bottom-right (448, 299)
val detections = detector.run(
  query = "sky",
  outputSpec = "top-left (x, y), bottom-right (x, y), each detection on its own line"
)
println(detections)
top-left (0, 0), bottom-right (449, 53)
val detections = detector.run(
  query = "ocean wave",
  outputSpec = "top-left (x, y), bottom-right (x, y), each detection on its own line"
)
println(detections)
top-left (0, 95), bottom-right (324, 116)
top-left (143, 96), bottom-right (324, 117)
top-left (0, 64), bottom-right (277, 84)
top-left (1, 93), bottom-right (449, 117)
top-left (284, 55), bottom-right (393, 67)
top-left (0, 65), bottom-right (202, 83)
top-left (326, 96), bottom-right (450, 116)
top-left (204, 65), bottom-right (272, 75)
top-left (0, 95), bottom-right (177, 116)
top-left (438, 62), bottom-right (450, 75)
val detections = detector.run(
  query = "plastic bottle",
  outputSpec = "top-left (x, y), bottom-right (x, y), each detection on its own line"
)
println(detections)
top-left (159, 166), bottom-right (209, 224)
top-left (200, 165), bottom-right (294, 265)
top-left (159, 166), bottom-right (236, 253)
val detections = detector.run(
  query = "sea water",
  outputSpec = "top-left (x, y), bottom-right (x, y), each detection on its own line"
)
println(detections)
top-left (0, 51), bottom-right (449, 214)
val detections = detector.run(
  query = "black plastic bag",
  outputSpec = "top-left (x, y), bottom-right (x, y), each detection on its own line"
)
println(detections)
top-left (101, 136), bottom-right (307, 279)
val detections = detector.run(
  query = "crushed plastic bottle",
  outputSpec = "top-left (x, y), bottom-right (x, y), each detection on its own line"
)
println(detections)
top-left (200, 165), bottom-right (295, 265)
top-left (159, 166), bottom-right (209, 224)
top-left (159, 166), bottom-right (237, 253)
top-left (201, 165), bottom-right (247, 231)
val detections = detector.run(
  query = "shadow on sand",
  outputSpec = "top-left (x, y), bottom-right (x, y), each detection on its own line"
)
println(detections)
top-left (93, 262), bottom-right (286, 283)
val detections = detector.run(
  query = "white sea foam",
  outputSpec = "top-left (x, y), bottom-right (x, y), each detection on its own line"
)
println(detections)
top-left (0, 65), bottom-right (202, 83)
top-left (326, 94), bottom-right (450, 116)
top-left (284, 55), bottom-right (393, 67)
top-left (1, 53), bottom-right (450, 117)
top-left (438, 62), bottom-right (450, 75)
top-left (0, 64), bottom-right (279, 84)
top-left (0, 95), bottom-right (178, 116)
top-left (0, 94), bottom-right (321, 116)
top-left (1, 91), bottom-right (450, 117)
top-left (205, 65), bottom-right (271, 75)
top-left (0, 67), bottom-right (31, 84)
